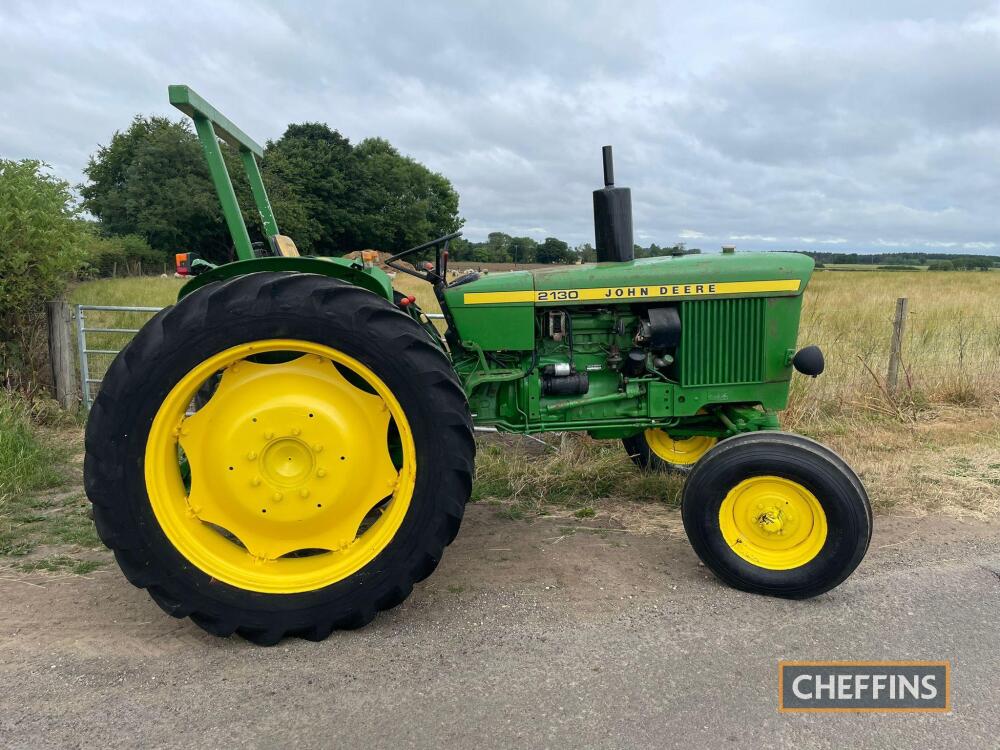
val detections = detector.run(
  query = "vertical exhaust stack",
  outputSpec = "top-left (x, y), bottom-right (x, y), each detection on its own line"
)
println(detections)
top-left (592, 145), bottom-right (634, 263)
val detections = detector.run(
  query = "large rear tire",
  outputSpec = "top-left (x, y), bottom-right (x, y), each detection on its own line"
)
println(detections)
top-left (84, 272), bottom-right (474, 644)
top-left (681, 432), bottom-right (871, 599)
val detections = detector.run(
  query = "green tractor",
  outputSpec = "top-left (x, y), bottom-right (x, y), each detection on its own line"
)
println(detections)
top-left (84, 87), bottom-right (871, 644)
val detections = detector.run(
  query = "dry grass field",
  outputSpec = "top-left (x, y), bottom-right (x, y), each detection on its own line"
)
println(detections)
top-left (793, 270), bottom-right (999, 420)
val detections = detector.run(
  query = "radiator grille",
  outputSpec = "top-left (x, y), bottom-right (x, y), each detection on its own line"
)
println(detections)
top-left (679, 298), bottom-right (766, 386)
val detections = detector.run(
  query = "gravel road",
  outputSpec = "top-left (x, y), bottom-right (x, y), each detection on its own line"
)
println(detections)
top-left (2, 507), bottom-right (997, 749)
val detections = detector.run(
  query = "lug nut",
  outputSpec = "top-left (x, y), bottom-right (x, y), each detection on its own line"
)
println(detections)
top-left (273, 492), bottom-right (283, 502)
top-left (312, 444), bottom-right (323, 453)
top-left (264, 431), bottom-right (274, 440)
top-left (316, 468), bottom-right (327, 478)
top-left (247, 450), bottom-right (257, 460)
top-left (251, 476), bottom-right (261, 487)
top-left (291, 427), bottom-right (301, 436)
top-left (299, 489), bottom-right (310, 498)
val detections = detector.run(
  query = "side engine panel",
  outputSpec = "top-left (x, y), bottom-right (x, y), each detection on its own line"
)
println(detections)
top-left (459, 295), bottom-right (803, 433)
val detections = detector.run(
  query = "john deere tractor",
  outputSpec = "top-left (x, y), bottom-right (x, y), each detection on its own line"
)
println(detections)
top-left (84, 87), bottom-right (871, 644)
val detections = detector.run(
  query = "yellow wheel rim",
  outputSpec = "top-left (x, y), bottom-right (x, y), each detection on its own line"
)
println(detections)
top-left (144, 339), bottom-right (416, 594)
top-left (644, 430), bottom-right (717, 465)
top-left (718, 476), bottom-right (827, 570)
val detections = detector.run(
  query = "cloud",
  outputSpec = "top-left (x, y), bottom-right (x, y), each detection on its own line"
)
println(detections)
top-left (0, 0), bottom-right (997, 254)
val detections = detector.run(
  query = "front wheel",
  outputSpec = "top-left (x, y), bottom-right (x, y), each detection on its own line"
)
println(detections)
top-left (681, 432), bottom-right (871, 599)
top-left (84, 272), bottom-right (474, 644)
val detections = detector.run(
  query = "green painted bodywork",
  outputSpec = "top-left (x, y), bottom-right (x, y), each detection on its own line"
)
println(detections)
top-left (528, 252), bottom-right (810, 293)
top-left (171, 84), bottom-right (817, 445)
top-left (178, 256), bottom-right (394, 301)
top-left (444, 272), bottom-right (536, 349)
top-left (444, 252), bottom-right (813, 437)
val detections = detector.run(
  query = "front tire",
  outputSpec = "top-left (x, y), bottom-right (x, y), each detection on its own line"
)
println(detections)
top-left (681, 432), bottom-right (871, 599)
top-left (84, 272), bottom-right (474, 644)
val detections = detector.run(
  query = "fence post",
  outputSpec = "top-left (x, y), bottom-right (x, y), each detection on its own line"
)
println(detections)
top-left (886, 297), bottom-right (909, 395)
top-left (46, 298), bottom-right (77, 410)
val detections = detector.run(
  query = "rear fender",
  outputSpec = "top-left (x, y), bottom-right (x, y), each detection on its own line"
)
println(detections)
top-left (177, 256), bottom-right (394, 301)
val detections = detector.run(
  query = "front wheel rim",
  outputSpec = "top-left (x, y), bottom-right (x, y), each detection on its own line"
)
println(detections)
top-left (144, 339), bottom-right (417, 594)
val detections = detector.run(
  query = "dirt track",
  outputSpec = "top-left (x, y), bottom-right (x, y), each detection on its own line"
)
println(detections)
top-left (2, 506), bottom-right (998, 749)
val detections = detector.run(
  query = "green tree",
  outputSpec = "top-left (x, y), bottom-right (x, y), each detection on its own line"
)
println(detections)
top-left (576, 243), bottom-right (597, 262)
top-left (510, 236), bottom-right (539, 264)
top-left (353, 137), bottom-right (462, 252)
top-left (957, 257), bottom-right (994, 271)
top-left (537, 237), bottom-right (573, 264)
top-left (260, 123), bottom-right (356, 255)
top-left (0, 160), bottom-right (85, 386)
top-left (81, 116), bottom-right (238, 262)
top-left (83, 116), bottom-right (464, 261)
top-left (263, 127), bottom-right (462, 255)
top-left (483, 232), bottom-right (513, 262)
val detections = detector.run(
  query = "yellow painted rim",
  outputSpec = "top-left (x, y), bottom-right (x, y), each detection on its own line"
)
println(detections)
top-left (144, 339), bottom-right (416, 594)
top-left (718, 476), bottom-right (827, 570)
top-left (644, 430), bottom-right (717, 465)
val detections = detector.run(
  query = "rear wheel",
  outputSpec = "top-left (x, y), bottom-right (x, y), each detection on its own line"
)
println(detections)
top-left (85, 272), bottom-right (474, 644)
top-left (681, 432), bottom-right (871, 598)
top-left (623, 429), bottom-right (717, 474)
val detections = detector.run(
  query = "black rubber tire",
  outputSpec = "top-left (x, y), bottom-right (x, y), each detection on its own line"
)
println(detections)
top-left (681, 432), bottom-right (871, 599)
top-left (622, 432), bottom-right (706, 475)
top-left (84, 272), bottom-right (475, 644)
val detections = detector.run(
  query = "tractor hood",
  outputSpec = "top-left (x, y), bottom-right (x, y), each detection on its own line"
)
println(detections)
top-left (446, 252), bottom-right (814, 309)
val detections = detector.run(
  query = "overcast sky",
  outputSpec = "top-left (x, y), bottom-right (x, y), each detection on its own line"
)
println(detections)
top-left (2, 1), bottom-right (999, 254)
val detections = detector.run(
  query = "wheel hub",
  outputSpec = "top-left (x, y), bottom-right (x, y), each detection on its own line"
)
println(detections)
top-left (718, 475), bottom-right (828, 570)
top-left (259, 436), bottom-right (315, 489)
top-left (756, 506), bottom-right (785, 534)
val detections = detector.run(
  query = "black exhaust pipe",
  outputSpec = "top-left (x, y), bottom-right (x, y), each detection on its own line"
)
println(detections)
top-left (592, 145), bottom-right (634, 263)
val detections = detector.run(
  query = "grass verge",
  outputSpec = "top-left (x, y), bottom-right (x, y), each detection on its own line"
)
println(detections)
top-left (472, 404), bottom-right (1000, 530)
top-left (0, 392), bottom-right (101, 572)
top-left (0, 393), bottom-right (65, 507)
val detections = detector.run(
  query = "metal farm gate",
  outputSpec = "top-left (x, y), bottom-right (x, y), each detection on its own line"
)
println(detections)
top-left (75, 305), bottom-right (164, 409)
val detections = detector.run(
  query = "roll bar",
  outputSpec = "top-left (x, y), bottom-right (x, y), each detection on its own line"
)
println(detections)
top-left (169, 85), bottom-right (278, 260)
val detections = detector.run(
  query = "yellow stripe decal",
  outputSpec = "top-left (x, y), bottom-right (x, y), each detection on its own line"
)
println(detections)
top-left (462, 279), bottom-right (801, 305)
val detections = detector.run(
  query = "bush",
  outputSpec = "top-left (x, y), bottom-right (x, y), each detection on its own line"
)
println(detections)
top-left (0, 160), bottom-right (85, 389)
top-left (78, 231), bottom-right (165, 278)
